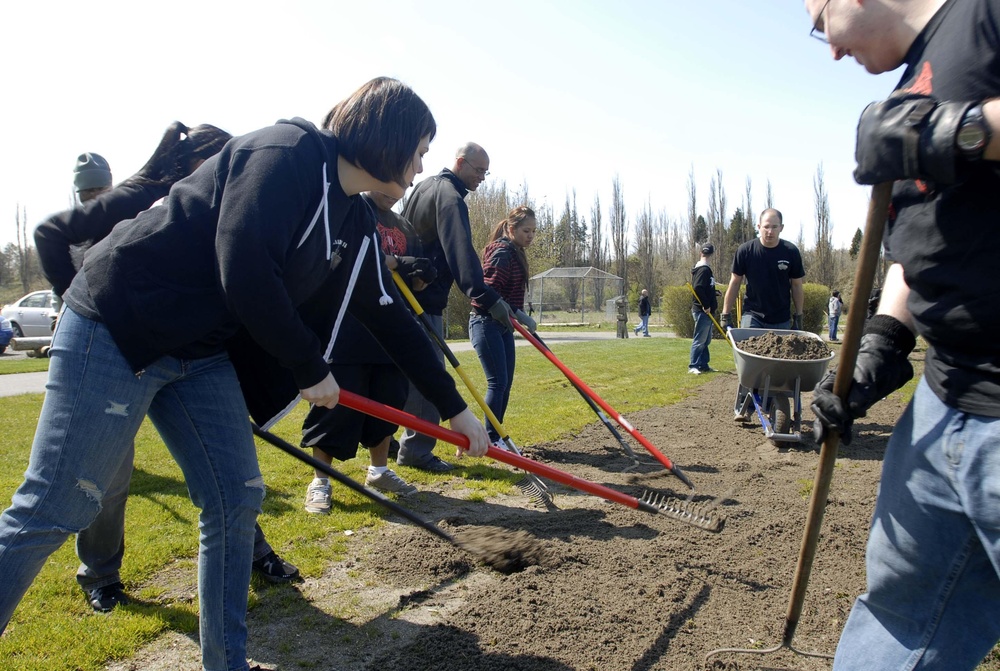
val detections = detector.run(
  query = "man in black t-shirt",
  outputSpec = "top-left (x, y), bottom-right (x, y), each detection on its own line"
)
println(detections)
top-left (805, 1), bottom-right (1000, 668)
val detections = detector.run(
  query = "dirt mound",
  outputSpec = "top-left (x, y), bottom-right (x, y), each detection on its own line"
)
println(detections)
top-left (738, 331), bottom-right (832, 360)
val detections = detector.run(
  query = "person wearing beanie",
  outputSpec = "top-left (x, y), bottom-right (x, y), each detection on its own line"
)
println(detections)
top-left (689, 243), bottom-right (718, 374)
top-left (73, 153), bottom-right (113, 203)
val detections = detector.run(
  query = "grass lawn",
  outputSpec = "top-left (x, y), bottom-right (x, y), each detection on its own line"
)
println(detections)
top-left (0, 336), bottom-right (733, 671)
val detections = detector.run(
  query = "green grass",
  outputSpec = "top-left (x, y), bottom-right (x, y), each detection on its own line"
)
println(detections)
top-left (0, 336), bottom-right (733, 670)
top-left (0, 357), bottom-right (49, 374)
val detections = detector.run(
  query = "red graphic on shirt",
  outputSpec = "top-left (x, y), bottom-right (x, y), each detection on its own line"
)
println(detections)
top-left (376, 222), bottom-right (407, 256)
top-left (907, 61), bottom-right (933, 95)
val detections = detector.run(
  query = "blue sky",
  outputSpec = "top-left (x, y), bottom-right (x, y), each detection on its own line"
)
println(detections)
top-left (0, 0), bottom-right (898, 250)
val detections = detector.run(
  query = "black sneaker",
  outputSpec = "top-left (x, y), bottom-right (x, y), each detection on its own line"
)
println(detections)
top-left (86, 582), bottom-right (130, 613)
top-left (252, 551), bottom-right (300, 584)
top-left (400, 455), bottom-right (454, 473)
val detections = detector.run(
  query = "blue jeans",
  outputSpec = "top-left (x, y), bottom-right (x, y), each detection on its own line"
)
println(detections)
top-left (828, 313), bottom-right (840, 340)
top-left (833, 377), bottom-right (1000, 671)
top-left (734, 313), bottom-right (791, 413)
top-left (0, 308), bottom-right (264, 671)
top-left (689, 309), bottom-right (713, 370)
top-left (397, 312), bottom-right (445, 466)
top-left (469, 314), bottom-right (515, 442)
top-left (635, 314), bottom-right (650, 336)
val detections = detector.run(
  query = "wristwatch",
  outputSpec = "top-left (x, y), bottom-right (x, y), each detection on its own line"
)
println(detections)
top-left (956, 104), bottom-right (991, 161)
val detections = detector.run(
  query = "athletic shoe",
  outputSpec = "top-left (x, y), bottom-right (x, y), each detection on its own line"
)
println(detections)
top-left (252, 551), bottom-right (300, 584)
top-left (304, 478), bottom-right (332, 514)
top-left (700, 366), bottom-right (716, 373)
top-left (398, 455), bottom-right (455, 473)
top-left (688, 367), bottom-right (701, 375)
top-left (365, 469), bottom-right (417, 496)
top-left (247, 659), bottom-right (279, 670)
top-left (85, 582), bottom-right (130, 613)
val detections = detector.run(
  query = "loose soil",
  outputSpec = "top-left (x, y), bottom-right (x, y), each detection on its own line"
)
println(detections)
top-left (737, 332), bottom-right (832, 360)
top-left (106, 347), bottom-right (1000, 671)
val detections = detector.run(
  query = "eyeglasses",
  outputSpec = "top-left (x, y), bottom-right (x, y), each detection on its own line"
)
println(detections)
top-left (463, 158), bottom-right (490, 177)
top-left (809, 0), bottom-right (831, 43)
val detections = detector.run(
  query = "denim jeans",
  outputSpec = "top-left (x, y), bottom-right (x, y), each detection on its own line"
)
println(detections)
top-left (468, 313), bottom-right (515, 442)
top-left (635, 314), bottom-right (650, 336)
top-left (397, 312), bottom-right (445, 466)
top-left (833, 377), bottom-right (1000, 671)
top-left (734, 313), bottom-right (791, 414)
top-left (828, 313), bottom-right (840, 340)
top-left (0, 308), bottom-right (264, 671)
top-left (689, 309), bottom-right (713, 370)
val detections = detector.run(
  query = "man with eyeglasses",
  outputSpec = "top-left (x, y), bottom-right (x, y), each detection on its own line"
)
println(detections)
top-left (397, 142), bottom-right (514, 472)
top-left (803, 1), bottom-right (1000, 669)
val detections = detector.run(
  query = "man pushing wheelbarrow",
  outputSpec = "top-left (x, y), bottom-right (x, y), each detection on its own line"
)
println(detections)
top-left (719, 207), bottom-right (805, 421)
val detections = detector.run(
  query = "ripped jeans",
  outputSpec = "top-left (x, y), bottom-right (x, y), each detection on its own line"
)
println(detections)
top-left (0, 307), bottom-right (264, 671)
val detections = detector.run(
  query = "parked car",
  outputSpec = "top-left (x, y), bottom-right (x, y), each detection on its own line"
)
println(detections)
top-left (0, 315), bottom-right (13, 354)
top-left (1, 290), bottom-right (55, 337)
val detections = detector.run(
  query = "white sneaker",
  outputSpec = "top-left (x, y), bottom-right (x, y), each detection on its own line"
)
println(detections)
top-left (688, 367), bottom-right (701, 375)
top-left (304, 478), bottom-right (332, 514)
top-left (491, 439), bottom-right (510, 452)
top-left (365, 469), bottom-right (417, 496)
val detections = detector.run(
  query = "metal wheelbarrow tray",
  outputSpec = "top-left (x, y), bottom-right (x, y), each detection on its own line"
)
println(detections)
top-left (727, 328), bottom-right (835, 444)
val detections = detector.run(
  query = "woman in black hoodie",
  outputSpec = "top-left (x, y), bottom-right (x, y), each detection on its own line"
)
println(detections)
top-left (0, 77), bottom-right (489, 671)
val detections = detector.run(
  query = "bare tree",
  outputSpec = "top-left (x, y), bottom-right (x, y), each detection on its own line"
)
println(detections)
top-left (687, 165), bottom-right (699, 246)
top-left (589, 193), bottom-right (605, 270)
top-left (813, 163), bottom-right (835, 289)
top-left (610, 175), bottom-right (628, 285)
top-left (634, 200), bottom-right (656, 297)
top-left (707, 169), bottom-right (728, 271)
top-left (16, 204), bottom-right (31, 294)
top-left (766, 179), bottom-right (774, 209)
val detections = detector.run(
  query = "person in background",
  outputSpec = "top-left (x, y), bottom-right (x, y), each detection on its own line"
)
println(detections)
top-left (397, 142), bottom-right (513, 472)
top-left (469, 205), bottom-right (537, 447)
top-left (301, 190), bottom-right (437, 513)
top-left (828, 289), bottom-right (843, 341)
top-left (689, 243), bottom-right (717, 374)
top-left (721, 208), bottom-right (805, 419)
top-left (35, 123), bottom-right (299, 615)
top-left (1, 77), bottom-right (489, 671)
top-left (633, 289), bottom-right (652, 337)
top-left (805, 0), bottom-right (1000, 668)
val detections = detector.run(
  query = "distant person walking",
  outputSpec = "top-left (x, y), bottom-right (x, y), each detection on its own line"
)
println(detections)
top-left (828, 290), bottom-right (843, 341)
top-left (633, 289), bottom-right (652, 337)
top-left (689, 243), bottom-right (717, 374)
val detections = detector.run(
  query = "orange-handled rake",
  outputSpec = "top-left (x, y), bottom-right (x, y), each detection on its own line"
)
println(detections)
top-left (335, 388), bottom-right (723, 533)
top-left (510, 318), bottom-right (694, 490)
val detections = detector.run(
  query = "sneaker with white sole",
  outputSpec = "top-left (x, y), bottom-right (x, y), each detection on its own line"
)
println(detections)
top-left (688, 367), bottom-right (701, 375)
top-left (304, 478), bottom-right (332, 514)
top-left (365, 469), bottom-right (417, 496)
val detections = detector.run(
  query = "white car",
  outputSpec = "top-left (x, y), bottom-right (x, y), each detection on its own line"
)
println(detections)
top-left (1, 290), bottom-right (55, 337)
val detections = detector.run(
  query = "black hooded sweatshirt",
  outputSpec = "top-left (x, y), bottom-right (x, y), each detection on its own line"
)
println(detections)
top-left (63, 118), bottom-right (465, 427)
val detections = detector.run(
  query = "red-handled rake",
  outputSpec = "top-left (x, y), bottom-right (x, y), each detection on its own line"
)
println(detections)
top-left (510, 318), bottom-right (694, 490)
top-left (336, 388), bottom-right (724, 533)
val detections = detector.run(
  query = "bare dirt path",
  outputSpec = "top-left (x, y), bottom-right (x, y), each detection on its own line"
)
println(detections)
top-left (106, 357), bottom-right (1000, 671)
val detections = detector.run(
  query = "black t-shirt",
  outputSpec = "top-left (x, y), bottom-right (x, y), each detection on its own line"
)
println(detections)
top-left (731, 239), bottom-right (804, 324)
top-left (885, 0), bottom-right (1000, 416)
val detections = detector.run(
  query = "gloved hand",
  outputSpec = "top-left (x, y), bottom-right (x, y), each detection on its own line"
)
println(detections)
top-left (488, 298), bottom-right (515, 333)
top-left (134, 121), bottom-right (190, 186)
top-left (720, 313), bottom-right (734, 331)
top-left (810, 315), bottom-right (916, 445)
top-left (854, 92), bottom-right (975, 186)
top-left (513, 309), bottom-right (536, 333)
top-left (792, 313), bottom-right (803, 331)
top-left (394, 256), bottom-right (437, 284)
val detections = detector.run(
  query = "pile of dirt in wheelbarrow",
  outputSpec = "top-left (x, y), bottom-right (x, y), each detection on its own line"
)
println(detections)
top-left (738, 331), bottom-right (832, 360)
top-left (105, 350), bottom-right (1000, 671)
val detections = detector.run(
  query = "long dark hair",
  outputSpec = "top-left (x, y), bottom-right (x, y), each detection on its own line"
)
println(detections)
top-left (323, 77), bottom-right (436, 188)
top-left (486, 205), bottom-right (535, 283)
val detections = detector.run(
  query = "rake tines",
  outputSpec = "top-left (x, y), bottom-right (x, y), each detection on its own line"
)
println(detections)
top-left (514, 474), bottom-right (555, 509)
top-left (638, 490), bottom-right (726, 533)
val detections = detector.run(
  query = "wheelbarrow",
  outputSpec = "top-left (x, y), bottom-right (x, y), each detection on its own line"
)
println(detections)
top-left (727, 328), bottom-right (834, 444)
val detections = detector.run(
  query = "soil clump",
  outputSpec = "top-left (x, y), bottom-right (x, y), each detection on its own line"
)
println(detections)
top-left (738, 331), bottom-right (832, 360)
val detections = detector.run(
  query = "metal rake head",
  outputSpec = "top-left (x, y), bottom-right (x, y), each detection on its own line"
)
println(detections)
top-left (639, 490), bottom-right (726, 533)
top-left (515, 473), bottom-right (555, 509)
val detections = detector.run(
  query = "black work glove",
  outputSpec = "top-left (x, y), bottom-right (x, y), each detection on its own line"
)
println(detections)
top-left (720, 313), bottom-right (734, 331)
top-left (134, 121), bottom-right (191, 187)
top-left (854, 92), bottom-right (975, 186)
top-left (810, 315), bottom-right (916, 445)
top-left (792, 313), bottom-right (803, 331)
top-left (488, 298), bottom-right (515, 333)
top-left (513, 309), bottom-right (536, 333)
top-left (394, 256), bottom-right (437, 284)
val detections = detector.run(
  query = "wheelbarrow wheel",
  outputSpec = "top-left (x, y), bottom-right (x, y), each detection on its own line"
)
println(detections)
top-left (770, 395), bottom-right (791, 444)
